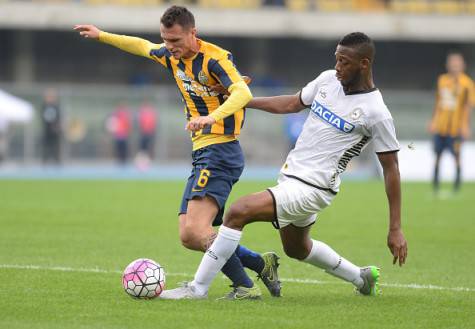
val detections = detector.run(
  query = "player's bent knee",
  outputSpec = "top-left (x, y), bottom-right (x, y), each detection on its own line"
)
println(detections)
top-left (179, 229), bottom-right (205, 251)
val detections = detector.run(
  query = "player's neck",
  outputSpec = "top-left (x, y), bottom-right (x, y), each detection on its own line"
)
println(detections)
top-left (182, 38), bottom-right (201, 59)
top-left (344, 76), bottom-right (375, 94)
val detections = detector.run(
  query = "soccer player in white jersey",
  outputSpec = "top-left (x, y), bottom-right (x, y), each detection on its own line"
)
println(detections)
top-left (160, 32), bottom-right (408, 299)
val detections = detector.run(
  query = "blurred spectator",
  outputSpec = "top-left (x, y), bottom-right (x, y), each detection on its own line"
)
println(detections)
top-left (429, 52), bottom-right (475, 194)
top-left (41, 88), bottom-right (62, 164)
top-left (284, 111), bottom-right (307, 151)
top-left (137, 100), bottom-right (158, 159)
top-left (106, 102), bottom-right (132, 165)
top-left (134, 100), bottom-right (158, 170)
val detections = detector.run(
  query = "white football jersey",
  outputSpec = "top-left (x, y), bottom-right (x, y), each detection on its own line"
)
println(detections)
top-left (281, 70), bottom-right (400, 193)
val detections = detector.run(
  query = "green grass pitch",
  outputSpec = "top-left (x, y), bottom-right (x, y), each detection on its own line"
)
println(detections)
top-left (1, 180), bottom-right (474, 329)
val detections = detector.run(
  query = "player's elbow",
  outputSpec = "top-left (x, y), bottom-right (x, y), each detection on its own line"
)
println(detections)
top-left (243, 86), bottom-right (253, 104)
top-left (239, 84), bottom-right (253, 107)
top-left (230, 81), bottom-right (253, 106)
top-left (284, 105), bottom-right (302, 114)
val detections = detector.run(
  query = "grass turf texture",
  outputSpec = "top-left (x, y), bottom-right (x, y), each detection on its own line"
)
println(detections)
top-left (1, 180), bottom-right (474, 329)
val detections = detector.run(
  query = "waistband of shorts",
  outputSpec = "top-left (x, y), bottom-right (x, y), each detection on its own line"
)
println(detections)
top-left (283, 174), bottom-right (338, 195)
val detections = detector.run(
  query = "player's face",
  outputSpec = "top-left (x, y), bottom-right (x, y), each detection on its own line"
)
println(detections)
top-left (334, 45), bottom-right (364, 88)
top-left (446, 54), bottom-right (465, 75)
top-left (160, 23), bottom-right (197, 59)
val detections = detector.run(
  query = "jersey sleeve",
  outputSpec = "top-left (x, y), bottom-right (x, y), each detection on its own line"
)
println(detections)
top-left (99, 32), bottom-right (157, 59)
top-left (300, 70), bottom-right (335, 107)
top-left (208, 54), bottom-right (243, 89)
top-left (369, 118), bottom-right (400, 153)
top-left (149, 44), bottom-right (171, 68)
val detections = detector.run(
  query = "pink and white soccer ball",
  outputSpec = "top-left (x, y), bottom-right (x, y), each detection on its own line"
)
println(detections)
top-left (122, 258), bottom-right (165, 298)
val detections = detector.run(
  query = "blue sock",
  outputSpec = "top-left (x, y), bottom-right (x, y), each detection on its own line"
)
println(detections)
top-left (221, 252), bottom-right (254, 288)
top-left (236, 245), bottom-right (265, 274)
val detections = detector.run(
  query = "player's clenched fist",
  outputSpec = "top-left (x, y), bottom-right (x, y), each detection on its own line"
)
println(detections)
top-left (74, 25), bottom-right (101, 40)
top-left (186, 116), bottom-right (216, 132)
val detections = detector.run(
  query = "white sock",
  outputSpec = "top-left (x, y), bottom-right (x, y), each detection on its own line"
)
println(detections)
top-left (303, 239), bottom-right (363, 288)
top-left (191, 225), bottom-right (242, 295)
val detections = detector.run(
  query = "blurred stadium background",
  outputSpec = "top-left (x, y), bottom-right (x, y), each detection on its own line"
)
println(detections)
top-left (1, 0), bottom-right (475, 180)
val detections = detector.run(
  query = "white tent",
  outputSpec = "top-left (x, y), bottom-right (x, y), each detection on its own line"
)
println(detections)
top-left (0, 89), bottom-right (34, 124)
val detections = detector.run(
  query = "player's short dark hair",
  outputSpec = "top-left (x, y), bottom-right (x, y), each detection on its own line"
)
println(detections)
top-left (338, 32), bottom-right (375, 62)
top-left (160, 6), bottom-right (195, 30)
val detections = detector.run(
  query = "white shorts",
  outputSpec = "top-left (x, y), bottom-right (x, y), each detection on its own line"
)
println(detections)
top-left (267, 174), bottom-right (335, 228)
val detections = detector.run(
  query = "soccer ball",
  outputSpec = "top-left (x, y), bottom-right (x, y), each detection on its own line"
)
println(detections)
top-left (122, 258), bottom-right (165, 299)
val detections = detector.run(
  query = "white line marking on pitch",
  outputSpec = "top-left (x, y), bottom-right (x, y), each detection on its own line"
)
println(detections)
top-left (1, 264), bottom-right (474, 293)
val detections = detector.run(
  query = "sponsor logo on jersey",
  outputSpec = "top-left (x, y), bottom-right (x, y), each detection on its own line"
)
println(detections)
top-left (311, 100), bottom-right (355, 133)
top-left (176, 69), bottom-right (193, 82)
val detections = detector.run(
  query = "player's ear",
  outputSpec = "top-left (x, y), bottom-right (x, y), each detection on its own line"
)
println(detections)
top-left (190, 27), bottom-right (197, 37)
top-left (360, 58), bottom-right (370, 70)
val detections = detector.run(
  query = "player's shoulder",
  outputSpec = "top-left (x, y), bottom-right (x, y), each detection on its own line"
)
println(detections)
top-left (303, 70), bottom-right (336, 88)
top-left (317, 69), bottom-right (337, 83)
top-left (361, 90), bottom-right (393, 124)
top-left (460, 73), bottom-right (475, 86)
top-left (200, 40), bottom-right (230, 60)
top-left (149, 43), bottom-right (170, 58)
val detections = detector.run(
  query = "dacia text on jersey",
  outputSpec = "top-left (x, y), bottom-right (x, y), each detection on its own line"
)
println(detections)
top-left (311, 100), bottom-right (355, 133)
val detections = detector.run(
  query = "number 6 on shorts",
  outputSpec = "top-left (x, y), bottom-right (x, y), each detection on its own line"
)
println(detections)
top-left (197, 169), bottom-right (211, 188)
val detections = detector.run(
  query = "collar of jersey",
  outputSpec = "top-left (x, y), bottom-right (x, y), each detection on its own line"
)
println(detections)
top-left (344, 87), bottom-right (378, 96)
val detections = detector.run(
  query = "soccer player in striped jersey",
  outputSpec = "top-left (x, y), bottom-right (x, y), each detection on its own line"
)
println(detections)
top-left (429, 52), bottom-right (475, 194)
top-left (161, 32), bottom-right (408, 299)
top-left (75, 5), bottom-right (281, 300)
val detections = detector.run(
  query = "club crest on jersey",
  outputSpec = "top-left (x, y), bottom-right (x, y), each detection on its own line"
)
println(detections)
top-left (198, 71), bottom-right (209, 85)
top-left (351, 108), bottom-right (362, 120)
top-left (311, 100), bottom-right (355, 133)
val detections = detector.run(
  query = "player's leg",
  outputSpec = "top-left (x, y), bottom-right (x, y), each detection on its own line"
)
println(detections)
top-left (273, 176), bottom-right (379, 295)
top-left (190, 190), bottom-right (276, 297)
top-left (224, 192), bottom-right (282, 297)
top-left (279, 224), bottom-right (378, 295)
top-left (452, 137), bottom-right (462, 192)
top-left (178, 195), bottom-right (255, 292)
top-left (433, 134), bottom-right (444, 193)
top-left (163, 142), bottom-right (263, 299)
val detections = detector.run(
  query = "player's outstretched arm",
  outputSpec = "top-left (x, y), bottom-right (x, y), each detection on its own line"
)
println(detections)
top-left (377, 151), bottom-right (407, 267)
top-left (247, 93), bottom-right (306, 114)
top-left (74, 25), bottom-right (154, 58)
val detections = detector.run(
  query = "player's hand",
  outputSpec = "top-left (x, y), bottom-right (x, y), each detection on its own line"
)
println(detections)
top-left (209, 84), bottom-right (229, 96)
top-left (186, 116), bottom-right (216, 132)
top-left (74, 24), bottom-right (101, 40)
top-left (387, 228), bottom-right (407, 266)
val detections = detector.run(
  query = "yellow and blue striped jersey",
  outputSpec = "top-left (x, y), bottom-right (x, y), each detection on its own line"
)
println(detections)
top-left (433, 73), bottom-right (475, 137)
top-left (150, 40), bottom-right (245, 143)
top-left (98, 32), bottom-right (247, 150)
